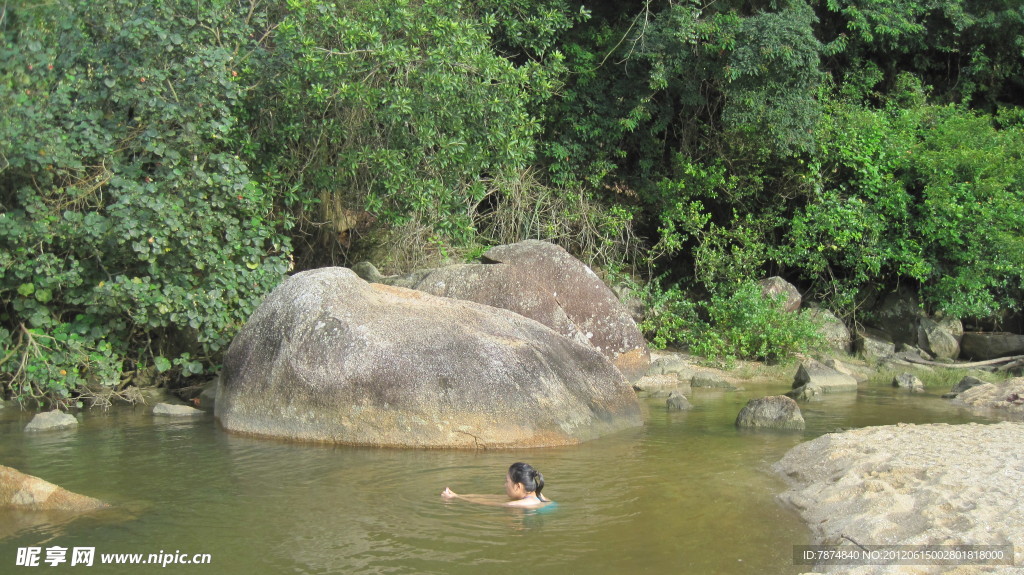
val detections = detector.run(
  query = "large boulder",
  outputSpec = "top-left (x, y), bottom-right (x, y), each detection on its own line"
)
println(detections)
top-left (217, 267), bottom-right (643, 448)
top-left (806, 306), bottom-right (853, 354)
top-left (916, 316), bottom-right (961, 360)
top-left (404, 241), bottom-right (650, 381)
top-left (360, 241), bottom-right (650, 382)
top-left (960, 332), bottom-right (1024, 360)
top-left (870, 286), bottom-right (925, 346)
top-left (853, 327), bottom-right (895, 365)
top-left (0, 465), bottom-right (106, 512)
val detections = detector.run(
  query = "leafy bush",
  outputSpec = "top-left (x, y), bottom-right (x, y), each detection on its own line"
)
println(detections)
top-left (1, 1), bottom-right (290, 405)
top-left (639, 279), bottom-right (825, 363)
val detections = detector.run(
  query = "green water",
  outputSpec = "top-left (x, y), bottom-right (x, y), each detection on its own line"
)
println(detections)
top-left (0, 382), bottom-right (1001, 574)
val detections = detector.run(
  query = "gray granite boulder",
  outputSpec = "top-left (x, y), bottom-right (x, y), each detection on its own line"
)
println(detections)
top-left (217, 267), bottom-right (642, 448)
top-left (960, 332), bottom-right (1024, 360)
top-left (854, 327), bottom-right (896, 364)
top-left (792, 358), bottom-right (858, 390)
top-left (735, 396), bottom-right (804, 430)
top-left (807, 306), bottom-right (853, 354)
top-left (364, 241), bottom-right (651, 381)
top-left (691, 371), bottom-right (734, 389)
top-left (870, 286), bottom-right (925, 346)
top-left (916, 317), bottom-right (961, 360)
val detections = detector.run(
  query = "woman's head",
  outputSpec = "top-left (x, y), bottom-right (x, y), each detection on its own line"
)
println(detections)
top-left (505, 462), bottom-right (545, 500)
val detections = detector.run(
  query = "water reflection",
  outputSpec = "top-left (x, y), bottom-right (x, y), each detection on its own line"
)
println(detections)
top-left (0, 381), bottom-right (1003, 575)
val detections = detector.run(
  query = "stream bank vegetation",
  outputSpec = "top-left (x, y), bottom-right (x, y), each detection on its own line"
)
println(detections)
top-left (2, 0), bottom-right (1023, 407)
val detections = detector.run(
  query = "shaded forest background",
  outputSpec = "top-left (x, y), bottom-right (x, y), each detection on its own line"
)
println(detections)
top-left (2, 0), bottom-right (1023, 404)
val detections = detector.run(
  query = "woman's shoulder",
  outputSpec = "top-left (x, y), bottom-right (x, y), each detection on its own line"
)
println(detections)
top-left (506, 497), bottom-right (554, 509)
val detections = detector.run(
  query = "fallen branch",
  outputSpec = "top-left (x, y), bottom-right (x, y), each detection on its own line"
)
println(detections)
top-left (902, 354), bottom-right (1024, 369)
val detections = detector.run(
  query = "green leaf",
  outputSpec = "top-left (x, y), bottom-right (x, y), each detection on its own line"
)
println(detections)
top-left (154, 356), bottom-right (172, 373)
top-left (35, 288), bottom-right (53, 304)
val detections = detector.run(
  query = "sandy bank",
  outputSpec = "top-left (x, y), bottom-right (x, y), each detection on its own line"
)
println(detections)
top-left (774, 422), bottom-right (1024, 574)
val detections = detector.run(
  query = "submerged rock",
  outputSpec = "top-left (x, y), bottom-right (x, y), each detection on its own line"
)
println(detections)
top-left (735, 396), bottom-right (804, 430)
top-left (217, 267), bottom-right (642, 448)
top-left (633, 373), bottom-right (691, 397)
top-left (0, 465), bottom-right (106, 512)
top-left (153, 403), bottom-right (204, 417)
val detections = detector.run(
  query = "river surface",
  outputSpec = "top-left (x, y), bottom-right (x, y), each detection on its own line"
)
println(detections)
top-left (0, 381), bottom-right (1001, 574)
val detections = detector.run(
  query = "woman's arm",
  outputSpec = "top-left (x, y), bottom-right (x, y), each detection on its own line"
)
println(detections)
top-left (441, 488), bottom-right (509, 506)
top-left (441, 488), bottom-right (550, 508)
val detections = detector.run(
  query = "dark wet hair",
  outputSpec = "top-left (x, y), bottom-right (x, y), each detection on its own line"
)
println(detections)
top-left (508, 462), bottom-right (546, 501)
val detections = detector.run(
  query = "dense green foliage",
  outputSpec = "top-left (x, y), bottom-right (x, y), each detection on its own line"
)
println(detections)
top-left (248, 0), bottom-right (553, 264)
top-left (545, 0), bottom-right (1023, 327)
top-left (1, 1), bottom-right (292, 405)
top-left (638, 278), bottom-right (826, 363)
top-left (2, 0), bottom-right (1023, 404)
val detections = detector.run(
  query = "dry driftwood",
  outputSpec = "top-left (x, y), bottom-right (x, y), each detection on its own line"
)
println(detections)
top-left (902, 354), bottom-right (1024, 369)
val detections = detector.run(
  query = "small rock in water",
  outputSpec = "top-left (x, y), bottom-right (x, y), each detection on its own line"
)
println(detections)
top-left (24, 410), bottom-right (78, 432)
top-left (941, 375), bottom-right (988, 398)
top-left (666, 391), bottom-right (692, 411)
top-left (153, 403), bottom-right (205, 417)
top-left (892, 373), bottom-right (925, 392)
top-left (735, 396), bottom-right (805, 430)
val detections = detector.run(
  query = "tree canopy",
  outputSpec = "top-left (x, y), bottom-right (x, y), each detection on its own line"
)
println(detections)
top-left (2, 0), bottom-right (1022, 403)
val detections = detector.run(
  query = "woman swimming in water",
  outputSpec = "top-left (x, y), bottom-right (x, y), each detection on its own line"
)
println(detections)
top-left (442, 462), bottom-right (553, 508)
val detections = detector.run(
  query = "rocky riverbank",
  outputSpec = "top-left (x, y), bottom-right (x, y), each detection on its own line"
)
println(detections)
top-left (774, 421), bottom-right (1024, 574)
